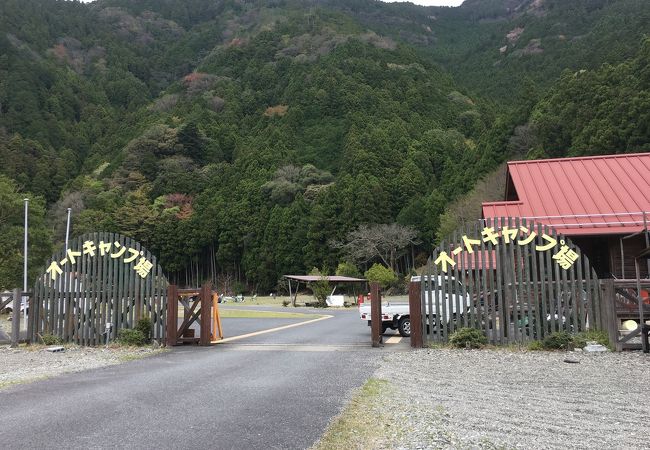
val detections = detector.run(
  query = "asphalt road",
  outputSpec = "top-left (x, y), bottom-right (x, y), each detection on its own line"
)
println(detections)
top-left (0, 307), bottom-right (405, 449)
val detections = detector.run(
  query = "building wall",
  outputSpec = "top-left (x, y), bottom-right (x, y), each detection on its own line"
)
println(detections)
top-left (572, 233), bottom-right (650, 279)
top-left (608, 234), bottom-right (650, 279)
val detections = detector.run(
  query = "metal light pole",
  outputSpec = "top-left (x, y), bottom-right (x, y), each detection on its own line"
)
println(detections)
top-left (23, 198), bottom-right (29, 330)
top-left (63, 207), bottom-right (72, 311)
top-left (65, 208), bottom-right (72, 253)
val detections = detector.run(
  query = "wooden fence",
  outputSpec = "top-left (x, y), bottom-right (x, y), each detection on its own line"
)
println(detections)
top-left (416, 218), bottom-right (602, 346)
top-left (600, 279), bottom-right (650, 351)
top-left (29, 232), bottom-right (168, 345)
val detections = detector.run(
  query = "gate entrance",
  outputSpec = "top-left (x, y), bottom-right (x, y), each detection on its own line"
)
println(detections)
top-left (418, 218), bottom-right (603, 345)
top-left (166, 283), bottom-right (223, 346)
top-left (31, 232), bottom-right (168, 345)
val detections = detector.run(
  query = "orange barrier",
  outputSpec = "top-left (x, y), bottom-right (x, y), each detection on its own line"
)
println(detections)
top-left (211, 292), bottom-right (223, 343)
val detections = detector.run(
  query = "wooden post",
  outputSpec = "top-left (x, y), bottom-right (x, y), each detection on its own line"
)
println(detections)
top-left (288, 278), bottom-right (293, 307)
top-left (370, 282), bottom-right (382, 347)
top-left (166, 284), bottom-right (178, 346)
top-left (409, 281), bottom-right (423, 348)
top-left (601, 280), bottom-right (619, 351)
top-left (636, 260), bottom-right (649, 353)
top-left (11, 288), bottom-right (20, 348)
top-left (200, 283), bottom-right (212, 346)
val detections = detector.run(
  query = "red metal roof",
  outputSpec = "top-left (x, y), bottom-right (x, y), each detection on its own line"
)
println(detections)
top-left (482, 152), bottom-right (650, 236)
top-left (450, 247), bottom-right (497, 270)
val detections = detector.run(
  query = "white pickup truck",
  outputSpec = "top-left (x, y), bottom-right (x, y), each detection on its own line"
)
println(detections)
top-left (359, 275), bottom-right (471, 337)
top-left (359, 300), bottom-right (411, 336)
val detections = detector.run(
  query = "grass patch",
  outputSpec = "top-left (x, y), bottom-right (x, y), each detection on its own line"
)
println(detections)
top-left (243, 296), bottom-right (290, 306)
top-left (572, 330), bottom-right (610, 349)
top-left (224, 294), bottom-right (361, 307)
top-left (527, 341), bottom-right (545, 351)
top-left (40, 334), bottom-right (63, 345)
top-left (218, 309), bottom-right (324, 319)
top-left (117, 348), bottom-right (168, 362)
top-left (0, 379), bottom-right (22, 390)
top-left (0, 376), bottom-right (49, 391)
top-left (427, 342), bottom-right (449, 349)
top-left (237, 295), bottom-right (319, 306)
top-left (312, 378), bottom-right (391, 450)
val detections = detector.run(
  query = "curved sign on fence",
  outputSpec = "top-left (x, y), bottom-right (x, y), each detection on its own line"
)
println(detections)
top-left (31, 232), bottom-right (168, 345)
top-left (421, 217), bottom-right (602, 345)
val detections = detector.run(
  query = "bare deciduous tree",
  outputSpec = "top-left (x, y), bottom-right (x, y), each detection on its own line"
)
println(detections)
top-left (330, 223), bottom-right (420, 272)
top-left (49, 191), bottom-right (85, 243)
top-left (507, 124), bottom-right (538, 157)
top-left (437, 163), bottom-right (507, 242)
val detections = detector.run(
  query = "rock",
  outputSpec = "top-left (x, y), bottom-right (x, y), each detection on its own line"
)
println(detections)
top-left (45, 346), bottom-right (65, 353)
top-left (583, 344), bottom-right (607, 353)
top-left (583, 343), bottom-right (608, 352)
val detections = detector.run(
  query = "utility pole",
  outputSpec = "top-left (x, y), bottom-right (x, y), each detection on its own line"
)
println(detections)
top-left (63, 207), bottom-right (72, 312)
top-left (23, 198), bottom-right (29, 330)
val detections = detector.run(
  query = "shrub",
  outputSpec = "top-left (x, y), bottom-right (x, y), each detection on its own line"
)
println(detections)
top-left (572, 330), bottom-right (609, 349)
top-left (309, 267), bottom-right (330, 308)
top-left (527, 341), bottom-right (544, 351)
top-left (449, 327), bottom-right (487, 349)
top-left (40, 334), bottom-right (62, 345)
top-left (335, 261), bottom-right (361, 278)
top-left (542, 331), bottom-right (573, 350)
top-left (135, 318), bottom-right (152, 343)
top-left (117, 328), bottom-right (147, 346)
top-left (282, 299), bottom-right (290, 307)
top-left (232, 281), bottom-right (246, 296)
top-left (364, 263), bottom-right (397, 289)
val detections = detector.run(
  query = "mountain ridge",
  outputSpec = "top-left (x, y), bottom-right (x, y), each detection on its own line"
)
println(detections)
top-left (0, 0), bottom-right (648, 290)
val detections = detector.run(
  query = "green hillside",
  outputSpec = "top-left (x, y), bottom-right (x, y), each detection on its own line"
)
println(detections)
top-left (0, 0), bottom-right (648, 291)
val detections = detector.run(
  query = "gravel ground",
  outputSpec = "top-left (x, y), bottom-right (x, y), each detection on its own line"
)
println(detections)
top-left (0, 313), bottom-right (12, 340)
top-left (373, 349), bottom-right (649, 449)
top-left (0, 345), bottom-right (165, 389)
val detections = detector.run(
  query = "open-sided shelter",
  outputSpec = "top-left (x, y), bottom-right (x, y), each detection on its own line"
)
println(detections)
top-left (283, 275), bottom-right (367, 306)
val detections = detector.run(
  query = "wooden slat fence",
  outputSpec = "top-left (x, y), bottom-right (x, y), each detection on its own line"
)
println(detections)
top-left (421, 218), bottom-right (602, 345)
top-left (600, 279), bottom-right (650, 351)
top-left (30, 232), bottom-right (168, 345)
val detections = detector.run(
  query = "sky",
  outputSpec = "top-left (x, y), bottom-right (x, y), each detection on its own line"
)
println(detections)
top-left (380, 0), bottom-right (464, 6)
top-left (75, 0), bottom-right (465, 5)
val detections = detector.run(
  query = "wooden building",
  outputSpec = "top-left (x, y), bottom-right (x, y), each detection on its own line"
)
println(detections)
top-left (482, 153), bottom-right (650, 279)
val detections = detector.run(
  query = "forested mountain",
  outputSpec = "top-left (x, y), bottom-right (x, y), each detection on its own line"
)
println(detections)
top-left (1, 0), bottom-right (649, 291)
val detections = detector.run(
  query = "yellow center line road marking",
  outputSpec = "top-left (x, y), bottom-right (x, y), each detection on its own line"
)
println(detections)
top-left (384, 335), bottom-right (403, 344)
top-left (214, 315), bottom-right (334, 344)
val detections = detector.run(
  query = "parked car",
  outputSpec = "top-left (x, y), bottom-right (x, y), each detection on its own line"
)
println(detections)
top-left (359, 275), bottom-right (471, 337)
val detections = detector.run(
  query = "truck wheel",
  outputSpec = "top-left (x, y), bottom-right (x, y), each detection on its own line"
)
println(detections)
top-left (398, 316), bottom-right (411, 337)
